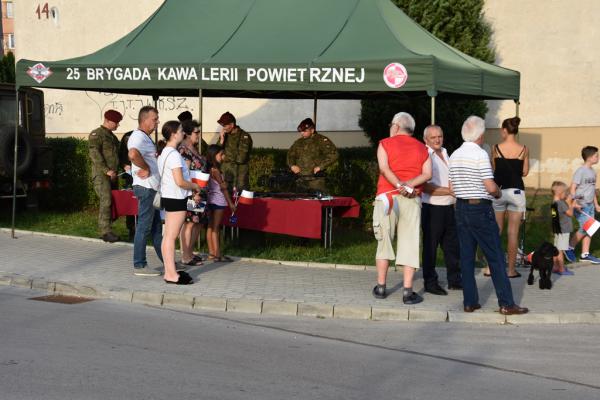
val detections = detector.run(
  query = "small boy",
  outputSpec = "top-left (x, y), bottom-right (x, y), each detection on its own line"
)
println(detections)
top-left (551, 181), bottom-right (577, 274)
top-left (567, 146), bottom-right (600, 263)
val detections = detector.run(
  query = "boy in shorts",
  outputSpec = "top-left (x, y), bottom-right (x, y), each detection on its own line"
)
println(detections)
top-left (567, 146), bottom-right (600, 263)
top-left (550, 181), bottom-right (577, 274)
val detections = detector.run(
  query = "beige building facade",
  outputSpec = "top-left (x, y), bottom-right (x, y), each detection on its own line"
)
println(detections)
top-left (14, 0), bottom-right (600, 188)
top-left (484, 0), bottom-right (600, 188)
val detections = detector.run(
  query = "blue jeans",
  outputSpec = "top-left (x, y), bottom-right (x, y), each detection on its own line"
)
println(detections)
top-left (132, 185), bottom-right (163, 268)
top-left (455, 200), bottom-right (515, 308)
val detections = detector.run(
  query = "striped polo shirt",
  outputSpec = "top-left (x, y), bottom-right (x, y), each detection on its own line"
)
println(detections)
top-left (448, 142), bottom-right (494, 200)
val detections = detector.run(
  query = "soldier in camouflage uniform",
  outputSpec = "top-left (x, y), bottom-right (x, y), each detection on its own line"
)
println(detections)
top-left (218, 112), bottom-right (253, 191)
top-left (89, 110), bottom-right (123, 243)
top-left (288, 118), bottom-right (338, 193)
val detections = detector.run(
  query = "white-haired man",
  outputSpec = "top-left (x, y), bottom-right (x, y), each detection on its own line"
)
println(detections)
top-left (372, 112), bottom-right (432, 304)
top-left (421, 125), bottom-right (462, 295)
top-left (448, 116), bottom-right (528, 315)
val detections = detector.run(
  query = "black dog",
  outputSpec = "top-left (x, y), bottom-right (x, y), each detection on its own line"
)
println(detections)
top-left (527, 241), bottom-right (559, 289)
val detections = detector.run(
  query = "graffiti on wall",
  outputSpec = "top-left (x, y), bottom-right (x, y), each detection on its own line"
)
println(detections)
top-left (43, 91), bottom-right (195, 123)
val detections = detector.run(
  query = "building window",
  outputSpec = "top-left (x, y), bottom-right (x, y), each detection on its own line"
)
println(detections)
top-left (7, 33), bottom-right (15, 49)
top-left (6, 2), bottom-right (14, 18)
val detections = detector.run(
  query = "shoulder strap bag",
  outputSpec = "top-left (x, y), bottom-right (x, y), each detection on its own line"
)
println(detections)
top-left (153, 149), bottom-right (176, 210)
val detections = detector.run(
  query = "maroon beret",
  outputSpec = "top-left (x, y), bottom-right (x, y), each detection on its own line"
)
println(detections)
top-left (217, 111), bottom-right (236, 126)
top-left (177, 111), bottom-right (193, 122)
top-left (104, 109), bottom-right (123, 123)
top-left (297, 118), bottom-right (315, 132)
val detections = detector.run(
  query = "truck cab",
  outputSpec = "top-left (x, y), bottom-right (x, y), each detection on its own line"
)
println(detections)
top-left (0, 83), bottom-right (52, 208)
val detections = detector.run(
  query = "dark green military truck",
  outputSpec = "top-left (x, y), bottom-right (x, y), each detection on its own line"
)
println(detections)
top-left (0, 83), bottom-right (52, 208)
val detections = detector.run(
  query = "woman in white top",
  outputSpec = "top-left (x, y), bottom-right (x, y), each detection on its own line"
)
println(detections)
top-left (157, 121), bottom-right (200, 285)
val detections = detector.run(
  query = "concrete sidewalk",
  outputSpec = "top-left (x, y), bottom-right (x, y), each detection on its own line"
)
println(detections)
top-left (1, 229), bottom-right (599, 324)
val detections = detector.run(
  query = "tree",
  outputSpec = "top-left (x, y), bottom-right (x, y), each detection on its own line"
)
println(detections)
top-left (0, 52), bottom-right (16, 83)
top-left (359, 0), bottom-right (495, 151)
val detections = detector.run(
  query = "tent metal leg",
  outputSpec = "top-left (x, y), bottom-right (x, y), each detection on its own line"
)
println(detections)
top-left (198, 89), bottom-right (203, 152)
top-left (515, 100), bottom-right (520, 117)
top-left (11, 89), bottom-right (19, 239)
top-left (313, 93), bottom-right (318, 126)
top-left (153, 96), bottom-right (159, 144)
top-left (430, 96), bottom-right (436, 125)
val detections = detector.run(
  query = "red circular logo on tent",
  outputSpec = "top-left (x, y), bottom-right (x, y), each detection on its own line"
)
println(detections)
top-left (383, 63), bottom-right (408, 88)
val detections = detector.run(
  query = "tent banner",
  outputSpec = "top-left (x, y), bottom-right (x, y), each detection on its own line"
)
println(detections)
top-left (18, 60), bottom-right (429, 92)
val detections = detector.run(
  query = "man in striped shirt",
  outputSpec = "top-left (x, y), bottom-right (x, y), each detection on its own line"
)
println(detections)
top-left (449, 116), bottom-right (528, 315)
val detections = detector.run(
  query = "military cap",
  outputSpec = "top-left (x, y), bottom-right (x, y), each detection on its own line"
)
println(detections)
top-left (297, 118), bottom-right (315, 132)
top-left (177, 111), bottom-right (193, 122)
top-left (104, 109), bottom-right (123, 123)
top-left (217, 111), bottom-right (236, 126)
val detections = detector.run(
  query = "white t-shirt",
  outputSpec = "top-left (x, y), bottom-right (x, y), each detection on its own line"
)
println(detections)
top-left (422, 146), bottom-right (455, 206)
top-left (157, 147), bottom-right (191, 200)
top-left (127, 129), bottom-right (160, 190)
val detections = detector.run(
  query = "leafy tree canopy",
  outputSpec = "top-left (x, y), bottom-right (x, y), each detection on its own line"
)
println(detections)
top-left (360, 0), bottom-right (496, 151)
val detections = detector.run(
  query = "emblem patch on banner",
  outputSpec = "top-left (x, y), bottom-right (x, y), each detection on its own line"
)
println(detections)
top-left (27, 63), bottom-right (53, 83)
top-left (383, 63), bottom-right (408, 88)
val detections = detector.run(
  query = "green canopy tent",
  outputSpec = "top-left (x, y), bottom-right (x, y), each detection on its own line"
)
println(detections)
top-left (11, 0), bottom-right (520, 237)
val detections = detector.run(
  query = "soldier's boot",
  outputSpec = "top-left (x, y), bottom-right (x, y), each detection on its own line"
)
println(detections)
top-left (102, 232), bottom-right (120, 243)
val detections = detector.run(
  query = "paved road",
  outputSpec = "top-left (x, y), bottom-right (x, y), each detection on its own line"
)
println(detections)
top-left (1, 286), bottom-right (599, 400)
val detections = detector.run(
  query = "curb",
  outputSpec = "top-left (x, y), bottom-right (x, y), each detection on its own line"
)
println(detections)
top-left (3, 273), bottom-right (599, 325)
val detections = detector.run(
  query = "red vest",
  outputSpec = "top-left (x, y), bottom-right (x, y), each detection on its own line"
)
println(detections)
top-left (376, 135), bottom-right (428, 195)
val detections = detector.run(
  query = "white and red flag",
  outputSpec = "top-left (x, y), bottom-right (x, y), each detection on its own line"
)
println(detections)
top-left (190, 171), bottom-right (210, 188)
top-left (239, 190), bottom-right (254, 205)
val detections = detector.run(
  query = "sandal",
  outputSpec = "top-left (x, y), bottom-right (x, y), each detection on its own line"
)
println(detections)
top-left (165, 271), bottom-right (193, 285)
top-left (192, 254), bottom-right (204, 263)
top-left (180, 257), bottom-right (203, 266)
top-left (508, 272), bottom-right (522, 278)
top-left (213, 255), bottom-right (233, 262)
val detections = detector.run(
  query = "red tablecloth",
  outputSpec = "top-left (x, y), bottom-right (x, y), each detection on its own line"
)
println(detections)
top-left (111, 190), bottom-right (138, 219)
top-left (223, 197), bottom-right (360, 239)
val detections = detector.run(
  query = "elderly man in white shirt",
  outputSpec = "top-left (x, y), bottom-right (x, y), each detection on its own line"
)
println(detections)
top-left (421, 125), bottom-right (462, 296)
top-left (449, 116), bottom-right (528, 315)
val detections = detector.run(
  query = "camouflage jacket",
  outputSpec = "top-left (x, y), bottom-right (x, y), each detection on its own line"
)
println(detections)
top-left (223, 126), bottom-right (252, 165)
top-left (287, 132), bottom-right (338, 176)
top-left (89, 125), bottom-right (120, 176)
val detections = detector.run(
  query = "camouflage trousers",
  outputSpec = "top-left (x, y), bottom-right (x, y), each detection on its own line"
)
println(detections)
top-left (92, 174), bottom-right (117, 235)
top-left (222, 162), bottom-right (249, 191)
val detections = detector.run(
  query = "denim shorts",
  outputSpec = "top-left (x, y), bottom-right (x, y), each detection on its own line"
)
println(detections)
top-left (208, 203), bottom-right (227, 211)
top-left (575, 203), bottom-right (595, 235)
top-left (492, 188), bottom-right (526, 213)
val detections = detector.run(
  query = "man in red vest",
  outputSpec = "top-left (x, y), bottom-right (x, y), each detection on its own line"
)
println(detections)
top-left (372, 112), bottom-right (432, 304)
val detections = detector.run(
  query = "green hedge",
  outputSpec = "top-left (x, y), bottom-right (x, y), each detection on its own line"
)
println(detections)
top-left (41, 138), bottom-right (379, 224)
top-left (40, 137), bottom-right (97, 210)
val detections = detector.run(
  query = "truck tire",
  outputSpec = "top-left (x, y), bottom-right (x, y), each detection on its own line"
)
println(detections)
top-left (0, 126), bottom-right (34, 177)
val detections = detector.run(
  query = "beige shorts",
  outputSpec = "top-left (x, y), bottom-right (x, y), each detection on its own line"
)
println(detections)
top-left (492, 189), bottom-right (526, 213)
top-left (372, 195), bottom-right (421, 268)
top-left (553, 233), bottom-right (570, 251)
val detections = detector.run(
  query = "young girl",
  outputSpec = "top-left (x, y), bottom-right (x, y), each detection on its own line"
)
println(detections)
top-left (157, 121), bottom-right (200, 284)
top-left (205, 145), bottom-right (236, 262)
